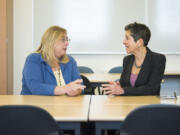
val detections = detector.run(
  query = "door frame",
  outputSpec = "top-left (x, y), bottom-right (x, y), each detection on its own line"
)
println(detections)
top-left (0, 0), bottom-right (13, 94)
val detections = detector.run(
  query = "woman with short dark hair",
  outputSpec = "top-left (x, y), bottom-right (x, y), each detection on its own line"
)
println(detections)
top-left (103, 22), bottom-right (166, 96)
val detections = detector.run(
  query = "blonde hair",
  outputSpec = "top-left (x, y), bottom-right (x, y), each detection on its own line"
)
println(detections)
top-left (36, 26), bottom-right (69, 67)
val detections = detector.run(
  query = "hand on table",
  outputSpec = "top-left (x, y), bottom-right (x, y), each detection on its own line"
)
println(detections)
top-left (102, 81), bottom-right (124, 96)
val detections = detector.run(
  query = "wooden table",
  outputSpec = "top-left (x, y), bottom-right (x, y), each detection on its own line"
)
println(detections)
top-left (82, 72), bottom-right (180, 82)
top-left (0, 95), bottom-right (91, 135)
top-left (1, 95), bottom-right (179, 135)
top-left (89, 95), bottom-right (180, 135)
top-left (81, 73), bottom-right (120, 82)
top-left (0, 95), bottom-right (91, 121)
top-left (164, 71), bottom-right (180, 78)
top-left (2, 95), bottom-right (176, 121)
top-left (89, 95), bottom-right (180, 121)
top-left (165, 72), bottom-right (180, 75)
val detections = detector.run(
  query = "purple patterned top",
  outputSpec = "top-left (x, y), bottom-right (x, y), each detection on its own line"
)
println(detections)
top-left (130, 74), bottom-right (138, 87)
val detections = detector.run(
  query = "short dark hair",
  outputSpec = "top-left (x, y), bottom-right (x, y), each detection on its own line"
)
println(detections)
top-left (125, 22), bottom-right (151, 46)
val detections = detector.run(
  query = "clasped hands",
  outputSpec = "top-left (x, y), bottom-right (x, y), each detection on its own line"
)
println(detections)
top-left (102, 81), bottom-right (124, 96)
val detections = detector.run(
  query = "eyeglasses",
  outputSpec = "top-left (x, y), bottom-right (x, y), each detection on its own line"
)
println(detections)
top-left (61, 37), bottom-right (71, 42)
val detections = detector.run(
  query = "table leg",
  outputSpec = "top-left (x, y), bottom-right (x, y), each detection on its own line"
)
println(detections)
top-left (58, 122), bottom-right (81, 135)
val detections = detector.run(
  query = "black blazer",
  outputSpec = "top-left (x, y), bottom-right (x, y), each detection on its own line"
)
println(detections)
top-left (120, 47), bottom-right (166, 96)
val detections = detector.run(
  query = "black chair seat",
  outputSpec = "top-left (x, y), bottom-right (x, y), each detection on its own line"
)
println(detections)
top-left (108, 66), bottom-right (123, 73)
top-left (78, 66), bottom-right (94, 73)
top-left (81, 74), bottom-right (94, 95)
top-left (120, 104), bottom-right (180, 135)
top-left (0, 105), bottom-right (60, 135)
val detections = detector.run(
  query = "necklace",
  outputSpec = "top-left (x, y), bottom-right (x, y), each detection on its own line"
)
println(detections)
top-left (134, 60), bottom-right (142, 68)
top-left (58, 69), bottom-right (62, 86)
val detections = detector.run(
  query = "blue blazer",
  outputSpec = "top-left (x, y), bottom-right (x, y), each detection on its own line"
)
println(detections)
top-left (21, 53), bottom-right (81, 95)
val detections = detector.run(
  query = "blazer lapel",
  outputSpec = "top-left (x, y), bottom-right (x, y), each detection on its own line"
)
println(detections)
top-left (39, 56), bottom-right (55, 77)
top-left (60, 63), bottom-right (66, 73)
top-left (135, 47), bottom-right (152, 85)
top-left (126, 55), bottom-right (134, 85)
top-left (45, 64), bottom-right (55, 77)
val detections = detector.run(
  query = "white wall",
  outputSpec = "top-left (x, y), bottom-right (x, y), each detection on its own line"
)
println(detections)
top-left (13, 0), bottom-right (34, 94)
top-left (147, 0), bottom-right (180, 53)
top-left (34, 0), bottom-right (145, 53)
top-left (33, 0), bottom-right (180, 54)
top-left (13, 0), bottom-right (180, 94)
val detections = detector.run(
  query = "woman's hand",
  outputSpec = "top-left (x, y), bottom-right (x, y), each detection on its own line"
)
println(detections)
top-left (66, 79), bottom-right (85, 96)
top-left (102, 81), bottom-right (124, 95)
top-left (54, 79), bottom-right (86, 96)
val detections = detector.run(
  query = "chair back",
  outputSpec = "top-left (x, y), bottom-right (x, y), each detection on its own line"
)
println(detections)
top-left (0, 105), bottom-right (60, 135)
top-left (108, 66), bottom-right (123, 73)
top-left (78, 66), bottom-right (94, 73)
top-left (81, 75), bottom-right (94, 95)
top-left (120, 104), bottom-right (180, 135)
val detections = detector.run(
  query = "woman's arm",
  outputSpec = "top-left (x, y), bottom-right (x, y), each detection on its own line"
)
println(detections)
top-left (23, 55), bottom-right (56, 95)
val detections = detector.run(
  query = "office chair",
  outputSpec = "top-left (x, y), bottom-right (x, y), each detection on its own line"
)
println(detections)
top-left (119, 104), bottom-right (180, 135)
top-left (108, 66), bottom-right (123, 73)
top-left (108, 66), bottom-right (122, 84)
top-left (0, 105), bottom-right (61, 135)
top-left (78, 66), bottom-right (96, 94)
top-left (81, 74), bottom-right (94, 95)
top-left (78, 66), bottom-right (94, 73)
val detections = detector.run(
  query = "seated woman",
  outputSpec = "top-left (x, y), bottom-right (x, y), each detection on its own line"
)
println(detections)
top-left (103, 22), bottom-right (166, 96)
top-left (21, 26), bottom-right (85, 96)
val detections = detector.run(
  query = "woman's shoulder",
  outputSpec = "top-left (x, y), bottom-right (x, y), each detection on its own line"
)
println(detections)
top-left (152, 51), bottom-right (165, 57)
top-left (26, 53), bottom-right (43, 62)
top-left (147, 47), bottom-right (165, 60)
top-left (67, 55), bottom-right (76, 63)
top-left (151, 51), bottom-right (166, 62)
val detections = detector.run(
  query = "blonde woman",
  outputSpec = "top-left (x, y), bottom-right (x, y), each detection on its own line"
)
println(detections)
top-left (21, 26), bottom-right (85, 96)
